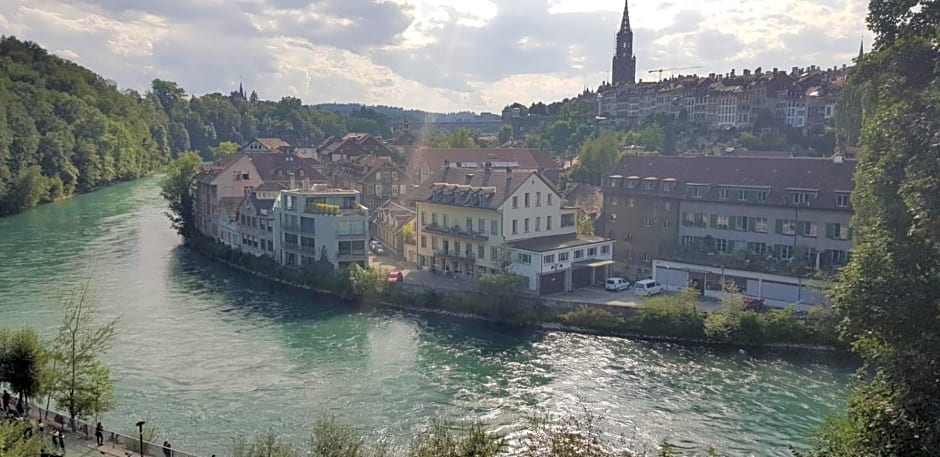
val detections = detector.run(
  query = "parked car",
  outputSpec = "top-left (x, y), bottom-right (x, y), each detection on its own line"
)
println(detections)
top-left (605, 277), bottom-right (631, 292)
top-left (387, 270), bottom-right (404, 283)
top-left (371, 244), bottom-right (384, 255)
top-left (634, 279), bottom-right (663, 296)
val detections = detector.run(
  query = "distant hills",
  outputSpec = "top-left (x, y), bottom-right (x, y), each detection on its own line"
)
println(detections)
top-left (316, 103), bottom-right (501, 125)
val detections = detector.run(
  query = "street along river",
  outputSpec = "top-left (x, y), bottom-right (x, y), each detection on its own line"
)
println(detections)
top-left (0, 176), bottom-right (852, 456)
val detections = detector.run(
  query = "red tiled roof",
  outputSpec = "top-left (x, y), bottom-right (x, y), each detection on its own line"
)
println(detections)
top-left (254, 138), bottom-right (292, 150)
top-left (412, 148), bottom-right (560, 175)
top-left (247, 153), bottom-right (326, 183)
top-left (408, 168), bottom-right (552, 210)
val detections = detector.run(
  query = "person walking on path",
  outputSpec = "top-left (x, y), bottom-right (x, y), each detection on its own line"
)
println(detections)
top-left (95, 422), bottom-right (104, 446)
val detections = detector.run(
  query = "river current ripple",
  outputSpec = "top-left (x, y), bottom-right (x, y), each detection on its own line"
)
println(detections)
top-left (0, 177), bottom-right (852, 456)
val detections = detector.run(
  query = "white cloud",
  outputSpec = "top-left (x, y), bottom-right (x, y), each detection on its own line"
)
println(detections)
top-left (0, 0), bottom-right (873, 112)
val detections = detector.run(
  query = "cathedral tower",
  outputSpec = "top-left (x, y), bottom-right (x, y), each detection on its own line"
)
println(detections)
top-left (612, 0), bottom-right (637, 85)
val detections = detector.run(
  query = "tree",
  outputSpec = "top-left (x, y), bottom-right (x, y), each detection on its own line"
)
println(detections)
top-left (0, 328), bottom-right (44, 407)
top-left (576, 213), bottom-right (595, 235)
top-left (346, 265), bottom-right (387, 304)
top-left (0, 421), bottom-right (44, 457)
top-left (477, 273), bottom-right (527, 309)
top-left (160, 152), bottom-right (203, 237)
top-left (497, 125), bottom-right (513, 145)
top-left (51, 279), bottom-right (117, 423)
top-left (571, 131), bottom-right (622, 185)
top-left (807, 4), bottom-right (940, 456)
top-left (210, 141), bottom-right (239, 159)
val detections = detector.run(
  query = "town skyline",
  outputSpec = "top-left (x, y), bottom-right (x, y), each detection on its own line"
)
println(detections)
top-left (1, 0), bottom-right (873, 113)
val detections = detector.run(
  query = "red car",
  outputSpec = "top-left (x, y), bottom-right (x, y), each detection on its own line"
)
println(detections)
top-left (387, 270), bottom-right (404, 283)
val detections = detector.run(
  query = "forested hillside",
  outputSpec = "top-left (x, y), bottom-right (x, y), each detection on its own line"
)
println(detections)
top-left (0, 36), bottom-right (394, 216)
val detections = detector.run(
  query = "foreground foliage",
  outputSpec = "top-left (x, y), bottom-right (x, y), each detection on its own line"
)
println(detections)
top-left (806, 2), bottom-right (940, 456)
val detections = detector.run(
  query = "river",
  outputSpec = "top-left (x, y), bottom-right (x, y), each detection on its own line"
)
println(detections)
top-left (0, 176), bottom-right (852, 456)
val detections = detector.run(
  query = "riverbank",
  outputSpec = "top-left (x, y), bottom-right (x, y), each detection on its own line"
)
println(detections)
top-left (185, 234), bottom-right (844, 352)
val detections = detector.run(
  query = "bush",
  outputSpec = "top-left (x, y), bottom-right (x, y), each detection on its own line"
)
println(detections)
top-left (311, 416), bottom-right (369, 457)
top-left (408, 421), bottom-right (505, 457)
top-left (557, 307), bottom-right (626, 331)
top-left (636, 288), bottom-right (706, 339)
top-left (347, 265), bottom-right (388, 304)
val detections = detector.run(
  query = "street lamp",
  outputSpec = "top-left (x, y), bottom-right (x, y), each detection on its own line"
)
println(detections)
top-left (136, 421), bottom-right (147, 457)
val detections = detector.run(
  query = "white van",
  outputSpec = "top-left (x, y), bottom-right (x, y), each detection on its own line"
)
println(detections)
top-left (605, 277), bottom-right (631, 292)
top-left (634, 279), bottom-right (663, 296)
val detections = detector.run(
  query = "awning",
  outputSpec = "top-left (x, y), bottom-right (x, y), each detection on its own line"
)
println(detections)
top-left (573, 259), bottom-right (615, 269)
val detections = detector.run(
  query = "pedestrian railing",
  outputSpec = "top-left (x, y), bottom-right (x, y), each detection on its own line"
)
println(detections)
top-left (27, 403), bottom-right (207, 457)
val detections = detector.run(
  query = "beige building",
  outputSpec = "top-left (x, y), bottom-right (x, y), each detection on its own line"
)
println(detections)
top-left (412, 167), bottom-right (614, 295)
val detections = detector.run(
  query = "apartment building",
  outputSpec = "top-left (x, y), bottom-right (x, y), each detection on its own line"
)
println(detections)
top-left (408, 148), bottom-right (562, 185)
top-left (412, 167), bottom-right (614, 295)
top-left (236, 192), bottom-right (277, 257)
top-left (325, 155), bottom-right (410, 210)
top-left (273, 185), bottom-right (370, 270)
top-left (600, 155), bottom-right (855, 282)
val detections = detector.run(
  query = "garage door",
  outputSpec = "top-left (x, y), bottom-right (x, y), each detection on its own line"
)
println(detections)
top-left (539, 271), bottom-right (566, 295)
top-left (572, 268), bottom-right (592, 288)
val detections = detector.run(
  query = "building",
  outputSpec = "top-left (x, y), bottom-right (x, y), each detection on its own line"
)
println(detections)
top-left (611, 0), bottom-right (636, 85)
top-left (316, 133), bottom-right (394, 162)
top-left (195, 155), bottom-right (263, 237)
top-left (273, 185), bottom-right (370, 270)
top-left (599, 155), bottom-right (855, 282)
top-left (193, 153), bottom-right (326, 238)
top-left (411, 167), bottom-right (614, 295)
top-left (239, 138), bottom-right (293, 153)
top-left (216, 197), bottom-right (244, 249)
top-left (370, 201), bottom-right (416, 259)
top-left (408, 148), bottom-right (562, 185)
top-left (236, 192), bottom-right (277, 257)
top-left (326, 155), bottom-right (410, 209)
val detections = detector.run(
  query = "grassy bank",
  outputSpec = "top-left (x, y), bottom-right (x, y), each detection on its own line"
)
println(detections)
top-left (187, 234), bottom-right (842, 350)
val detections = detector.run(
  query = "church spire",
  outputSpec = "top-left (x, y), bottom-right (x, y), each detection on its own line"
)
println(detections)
top-left (858, 39), bottom-right (864, 59)
top-left (612, 0), bottom-right (636, 85)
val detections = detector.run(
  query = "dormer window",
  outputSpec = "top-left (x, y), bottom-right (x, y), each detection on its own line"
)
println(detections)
top-left (836, 193), bottom-right (849, 208)
top-left (662, 181), bottom-right (676, 192)
top-left (643, 181), bottom-right (655, 191)
top-left (790, 191), bottom-right (815, 206)
top-left (690, 186), bottom-right (704, 198)
top-left (719, 188), bottom-right (730, 200)
top-left (298, 169), bottom-right (305, 178)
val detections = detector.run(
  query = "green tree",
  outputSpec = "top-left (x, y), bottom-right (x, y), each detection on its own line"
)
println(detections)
top-left (571, 131), bottom-right (622, 185)
top-left (0, 421), bottom-right (44, 457)
top-left (346, 265), bottom-right (388, 304)
top-left (160, 152), bottom-right (203, 237)
top-left (576, 213), bottom-right (595, 235)
top-left (497, 124), bottom-right (513, 145)
top-left (210, 141), bottom-right (240, 159)
top-left (477, 273), bottom-right (527, 309)
top-left (51, 279), bottom-right (118, 423)
top-left (808, 4), bottom-right (940, 455)
top-left (0, 328), bottom-right (44, 407)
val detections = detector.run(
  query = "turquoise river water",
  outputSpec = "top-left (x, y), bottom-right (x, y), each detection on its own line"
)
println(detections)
top-left (0, 177), bottom-right (853, 456)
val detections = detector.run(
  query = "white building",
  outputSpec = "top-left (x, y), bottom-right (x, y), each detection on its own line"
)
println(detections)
top-left (273, 184), bottom-right (370, 270)
top-left (412, 167), bottom-right (614, 295)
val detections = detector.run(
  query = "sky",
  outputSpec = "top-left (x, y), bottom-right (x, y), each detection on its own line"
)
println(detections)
top-left (0, 0), bottom-right (873, 113)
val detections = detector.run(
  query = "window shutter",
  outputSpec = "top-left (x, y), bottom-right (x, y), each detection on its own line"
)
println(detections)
top-left (825, 223), bottom-right (835, 239)
top-left (798, 221), bottom-right (808, 235)
top-left (710, 214), bottom-right (718, 228)
top-left (775, 219), bottom-right (783, 234)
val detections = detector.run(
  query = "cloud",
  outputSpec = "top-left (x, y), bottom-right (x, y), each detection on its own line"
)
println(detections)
top-left (0, 0), bottom-right (874, 112)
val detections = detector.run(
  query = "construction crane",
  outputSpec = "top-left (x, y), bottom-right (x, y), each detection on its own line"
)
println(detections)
top-left (648, 65), bottom-right (703, 81)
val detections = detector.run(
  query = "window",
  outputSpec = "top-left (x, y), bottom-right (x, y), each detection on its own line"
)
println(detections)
top-left (337, 220), bottom-right (365, 236)
top-left (512, 220), bottom-right (518, 234)
top-left (517, 253), bottom-right (532, 264)
top-left (641, 252), bottom-right (651, 262)
top-left (420, 236), bottom-right (427, 248)
top-left (544, 254), bottom-right (555, 264)
top-left (454, 241), bottom-right (461, 254)
top-left (524, 193), bottom-right (530, 207)
top-left (737, 189), bottom-right (747, 201)
top-left (694, 213), bottom-right (706, 227)
top-left (490, 220), bottom-right (498, 235)
top-left (719, 188), bottom-right (730, 200)
top-left (791, 192), bottom-right (813, 206)
top-left (547, 194), bottom-right (553, 206)
top-left (643, 181), bottom-right (655, 190)
top-left (491, 247), bottom-right (498, 260)
top-left (285, 195), bottom-right (296, 210)
top-left (466, 217), bottom-right (473, 232)
top-left (663, 182), bottom-right (675, 192)
top-left (681, 235), bottom-right (695, 247)
top-left (392, 171), bottom-right (399, 181)
top-left (803, 247), bottom-right (818, 263)
top-left (442, 214), bottom-right (449, 227)
top-left (601, 245), bottom-right (610, 254)
top-left (432, 237), bottom-right (439, 249)
top-left (536, 192), bottom-right (541, 206)
top-left (836, 194), bottom-right (850, 208)
top-left (663, 219), bottom-right (672, 229)
top-left (664, 201), bottom-right (672, 211)
top-left (628, 198), bottom-right (636, 208)
top-left (587, 247), bottom-right (597, 256)
top-left (831, 250), bottom-right (848, 264)
top-left (535, 217), bottom-right (541, 232)
top-left (573, 249), bottom-right (584, 259)
top-left (827, 223), bottom-right (849, 240)
top-left (546, 216), bottom-right (552, 231)
top-left (561, 213), bottom-right (575, 227)
top-left (691, 187), bottom-right (704, 198)
top-left (747, 242), bottom-right (768, 255)
top-left (753, 217), bottom-right (768, 233)
top-left (801, 222), bottom-right (818, 237)
top-left (779, 219), bottom-right (797, 235)
top-left (682, 212), bottom-right (694, 226)
top-left (715, 238), bottom-right (729, 253)
top-left (717, 215), bottom-right (730, 229)
top-left (627, 179), bottom-right (638, 189)
top-left (756, 190), bottom-right (768, 202)
top-left (478, 244), bottom-right (484, 259)
top-left (478, 218), bottom-right (485, 234)
top-left (524, 218), bottom-right (530, 233)
top-left (776, 244), bottom-right (794, 259)
top-left (558, 252), bottom-right (569, 261)
top-left (644, 218), bottom-right (654, 227)
top-left (734, 216), bottom-right (746, 231)
top-left (510, 196), bottom-right (519, 208)
top-left (431, 213), bottom-right (438, 224)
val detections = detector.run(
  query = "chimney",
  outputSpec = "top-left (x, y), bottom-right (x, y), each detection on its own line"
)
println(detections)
top-left (755, 66), bottom-right (762, 75)
top-left (743, 69), bottom-right (750, 76)
top-left (792, 66), bottom-right (798, 74)
top-left (730, 68), bottom-right (736, 77)
top-left (465, 173), bottom-right (475, 184)
top-left (773, 67), bottom-right (778, 75)
top-left (289, 172), bottom-right (295, 190)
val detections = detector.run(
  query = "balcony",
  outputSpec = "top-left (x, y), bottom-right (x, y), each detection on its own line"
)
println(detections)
top-left (281, 224), bottom-right (315, 235)
top-left (423, 223), bottom-right (488, 241)
top-left (305, 203), bottom-right (368, 217)
top-left (433, 249), bottom-right (477, 261)
top-left (282, 242), bottom-right (300, 251)
top-left (338, 250), bottom-right (367, 259)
